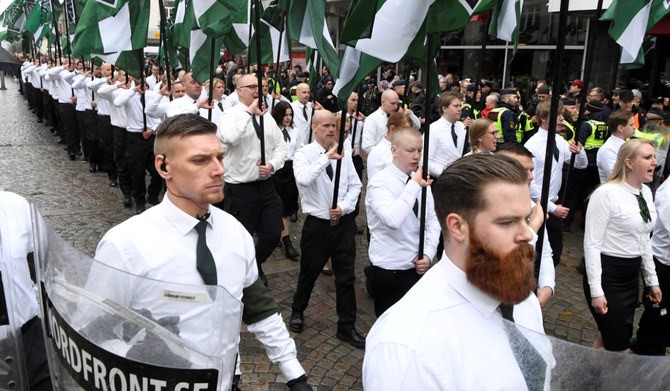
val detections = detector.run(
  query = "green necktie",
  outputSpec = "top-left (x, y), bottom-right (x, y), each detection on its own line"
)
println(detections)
top-left (282, 128), bottom-right (291, 143)
top-left (636, 192), bottom-right (652, 223)
top-left (194, 217), bottom-right (217, 286)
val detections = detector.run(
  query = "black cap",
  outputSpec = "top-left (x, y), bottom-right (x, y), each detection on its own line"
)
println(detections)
top-left (561, 98), bottom-right (576, 106)
top-left (367, 78), bottom-right (376, 85)
top-left (413, 81), bottom-right (424, 89)
top-left (392, 79), bottom-right (406, 88)
top-left (467, 84), bottom-right (477, 92)
top-left (618, 89), bottom-right (634, 101)
top-left (297, 72), bottom-right (308, 78)
top-left (653, 96), bottom-right (664, 104)
top-left (646, 107), bottom-right (665, 120)
top-left (481, 80), bottom-right (493, 88)
top-left (537, 85), bottom-right (551, 94)
top-left (586, 100), bottom-right (604, 112)
top-left (500, 88), bottom-right (516, 96)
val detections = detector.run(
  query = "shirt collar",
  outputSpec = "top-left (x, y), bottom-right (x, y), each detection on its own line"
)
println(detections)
top-left (440, 116), bottom-right (455, 127)
top-left (621, 181), bottom-right (643, 195)
top-left (161, 196), bottom-right (214, 236)
top-left (441, 252), bottom-right (501, 317)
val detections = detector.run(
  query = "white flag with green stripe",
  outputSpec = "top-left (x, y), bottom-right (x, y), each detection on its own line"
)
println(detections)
top-left (286, 0), bottom-right (339, 77)
top-left (601, 0), bottom-right (670, 64)
top-left (489, 0), bottom-right (524, 45)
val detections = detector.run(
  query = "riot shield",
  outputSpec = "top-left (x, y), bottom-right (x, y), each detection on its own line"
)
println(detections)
top-left (31, 205), bottom-right (242, 391)
top-left (0, 261), bottom-right (28, 390)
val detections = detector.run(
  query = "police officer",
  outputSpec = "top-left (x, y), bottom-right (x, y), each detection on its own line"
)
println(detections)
top-left (488, 88), bottom-right (518, 143)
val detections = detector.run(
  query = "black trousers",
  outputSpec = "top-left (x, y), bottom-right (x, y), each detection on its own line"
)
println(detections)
top-left (113, 126), bottom-right (132, 197)
top-left (58, 102), bottom-right (79, 156)
top-left (32, 87), bottom-right (44, 120)
top-left (292, 214), bottom-right (357, 329)
top-left (546, 213), bottom-right (563, 267)
top-left (21, 316), bottom-right (52, 391)
top-left (368, 265), bottom-right (421, 317)
top-left (97, 115), bottom-right (117, 181)
top-left (561, 164), bottom-right (586, 227)
top-left (126, 132), bottom-right (161, 205)
top-left (634, 258), bottom-right (670, 355)
top-left (221, 180), bottom-right (283, 265)
top-left (352, 155), bottom-right (364, 218)
top-left (77, 110), bottom-right (93, 163)
top-left (42, 91), bottom-right (52, 125)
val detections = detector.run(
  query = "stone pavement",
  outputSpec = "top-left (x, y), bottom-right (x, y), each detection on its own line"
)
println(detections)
top-left (0, 79), bottom-right (611, 390)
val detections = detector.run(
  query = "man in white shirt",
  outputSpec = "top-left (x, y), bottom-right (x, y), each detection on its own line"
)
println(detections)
top-left (366, 127), bottom-right (440, 316)
top-left (524, 100), bottom-right (586, 266)
top-left (426, 92), bottom-right (470, 178)
top-left (597, 111), bottom-right (635, 183)
top-left (145, 64), bottom-right (160, 90)
top-left (88, 63), bottom-right (119, 187)
top-left (364, 154), bottom-right (553, 390)
top-left (288, 110), bottom-right (365, 349)
top-left (165, 72), bottom-right (212, 118)
top-left (0, 192), bottom-right (53, 390)
top-left (92, 115), bottom-right (312, 390)
top-left (217, 74), bottom-right (286, 287)
top-left (344, 92), bottom-right (365, 231)
top-left (362, 89), bottom-right (401, 155)
top-left (47, 59), bottom-right (80, 160)
top-left (290, 83), bottom-right (316, 145)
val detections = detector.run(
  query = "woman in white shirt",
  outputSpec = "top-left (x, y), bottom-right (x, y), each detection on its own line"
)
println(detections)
top-left (467, 118), bottom-right (498, 155)
top-left (596, 111), bottom-right (635, 183)
top-left (271, 101), bottom-right (301, 260)
top-left (583, 138), bottom-right (662, 352)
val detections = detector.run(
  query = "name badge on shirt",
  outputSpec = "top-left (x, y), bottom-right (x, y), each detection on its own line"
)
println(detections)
top-left (160, 289), bottom-right (208, 304)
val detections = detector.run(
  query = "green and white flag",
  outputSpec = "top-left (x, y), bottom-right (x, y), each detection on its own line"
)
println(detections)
top-left (601, 0), bottom-right (670, 65)
top-left (193, 0), bottom-right (245, 38)
top-left (425, 0), bottom-right (496, 34)
top-left (221, 0), bottom-right (249, 55)
top-left (94, 49), bottom-right (143, 78)
top-left (248, 0), bottom-right (289, 65)
top-left (286, 0), bottom-right (339, 77)
top-left (72, 0), bottom-right (150, 58)
top-left (488, 0), bottom-right (523, 49)
top-left (188, 29), bottom-right (223, 83)
top-left (24, 0), bottom-right (51, 45)
top-left (0, 0), bottom-right (27, 42)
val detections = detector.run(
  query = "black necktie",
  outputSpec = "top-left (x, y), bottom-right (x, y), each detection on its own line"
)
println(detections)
top-left (552, 143), bottom-right (560, 162)
top-left (303, 105), bottom-right (308, 121)
top-left (325, 162), bottom-right (333, 180)
top-left (282, 128), bottom-right (291, 143)
top-left (218, 101), bottom-right (223, 111)
top-left (451, 123), bottom-right (458, 147)
top-left (499, 304), bottom-right (547, 391)
top-left (194, 216), bottom-right (217, 286)
top-left (405, 176), bottom-right (419, 217)
top-left (636, 192), bottom-right (652, 223)
top-left (251, 115), bottom-right (262, 140)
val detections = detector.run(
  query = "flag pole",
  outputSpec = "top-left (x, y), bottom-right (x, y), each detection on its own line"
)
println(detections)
top-left (330, 106), bottom-right (347, 226)
top-left (208, 39), bottom-right (215, 121)
top-left (560, 0), bottom-right (603, 204)
top-left (158, 0), bottom-right (172, 100)
top-left (138, 50), bottom-right (147, 132)
top-left (62, 0), bottom-right (72, 64)
top-left (475, 11), bottom-right (492, 103)
top-left (307, 49), bottom-right (318, 143)
top-left (253, 0), bottom-right (265, 165)
top-left (271, 9), bottom-right (286, 110)
top-left (247, 0), bottom-right (254, 73)
top-left (535, 0), bottom-right (570, 279)
top-left (418, 32), bottom-right (436, 260)
top-left (47, 0), bottom-right (61, 65)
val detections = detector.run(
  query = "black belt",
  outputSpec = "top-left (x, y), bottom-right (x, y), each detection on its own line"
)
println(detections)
top-left (370, 264), bottom-right (417, 276)
top-left (226, 179), bottom-right (272, 187)
top-left (305, 213), bottom-right (353, 224)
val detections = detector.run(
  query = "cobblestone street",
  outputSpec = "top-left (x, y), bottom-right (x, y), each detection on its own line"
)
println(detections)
top-left (0, 78), bottom-right (608, 390)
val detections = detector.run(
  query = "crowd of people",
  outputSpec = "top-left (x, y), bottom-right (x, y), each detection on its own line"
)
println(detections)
top-left (5, 51), bottom-right (670, 389)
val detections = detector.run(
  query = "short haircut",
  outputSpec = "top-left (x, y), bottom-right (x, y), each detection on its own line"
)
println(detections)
top-left (535, 99), bottom-right (564, 122)
top-left (271, 101), bottom-right (294, 128)
top-left (387, 112), bottom-right (412, 133)
top-left (607, 110), bottom-right (633, 134)
top-left (391, 126), bottom-right (422, 147)
top-left (439, 92), bottom-right (464, 111)
top-left (154, 114), bottom-right (217, 155)
top-left (433, 154), bottom-right (529, 231)
top-left (590, 87), bottom-right (605, 100)
top-left (496, 142), bottom-right (535, 159)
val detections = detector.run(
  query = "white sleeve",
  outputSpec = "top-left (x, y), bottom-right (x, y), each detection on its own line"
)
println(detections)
top-left (583, 187), bottom-right (610, 297)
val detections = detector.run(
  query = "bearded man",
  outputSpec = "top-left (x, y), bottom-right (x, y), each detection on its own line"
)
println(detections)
top-left (363, 154), bottom-right (554, 390)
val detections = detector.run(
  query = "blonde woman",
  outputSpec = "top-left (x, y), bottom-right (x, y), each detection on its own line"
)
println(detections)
top-left (583, 138), bottom-right (661, 352)
top-left (467, 118), bottom-right (498, 155)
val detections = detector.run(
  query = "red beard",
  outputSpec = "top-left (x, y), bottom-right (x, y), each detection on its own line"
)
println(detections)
top-left (465, 228), bottom-right (537, 305)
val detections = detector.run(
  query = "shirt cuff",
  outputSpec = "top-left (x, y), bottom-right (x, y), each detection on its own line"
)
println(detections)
top-left (279, 359), bottom-right (306, 383)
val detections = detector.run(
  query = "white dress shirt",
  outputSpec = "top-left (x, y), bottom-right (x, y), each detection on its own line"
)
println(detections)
top-left (366, 138), bottom-right (393, 181)
top-left (71, 74), bottom-right (92, 111)
top-left (0, 192), bottom-right (39, 328)
top-left (280, 126), bottom-right (303, 161)
top-left (47, 66), bottom-right (75, 103)
top-left (145, 74), bottom-right (159, 90)
top-left (199, 99), bottom-right (224, 125)
top-left (293, 142), bottom-right (362, 220)
top-left (87, 78), bottom-right (112, 116)
top-left (344, 113), bottom-right (364, 157)
top-left (596, 136), bottom-right (625, 183)
top-left (363, 254), bottom-right (554, 390)
top-left (362, 108), bottom-right (389, 155)
top-left (530, 201), bottom-right (555, 292)
top-left (96, 83), bottom-right (128, 128)
top-left (652, 180), bottom-right (670, 266)
top-left (366, 164), bottom-right (440, 269)
top-left (425, 116), bottom-right (467, 177)
top-left (145, 91), bottom-right (170, 119)
top-left (114, 86), bottom-right (162, 132)
top-left (290, 100), bottom-right (313, 146)
top-left (584, 182), bottom-right (658, 297)
top-left (218, 103), bottom-right (286, 184)
top-left (220, 90), bottom-right (239, 110)
top-left (91, 196), bottom-right (304, 381)
top-left (165, 95), bottom-right (200, 118)
top-left (525, 128), bottom-right (588, 213)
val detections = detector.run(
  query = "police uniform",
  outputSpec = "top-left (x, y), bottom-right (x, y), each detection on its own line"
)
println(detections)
top-left (365, 163), bottom-right (440, 316)
top-left (488, 98), bottom-right (517, 143)
top-left (0, 192), bottom-right (52, 390)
